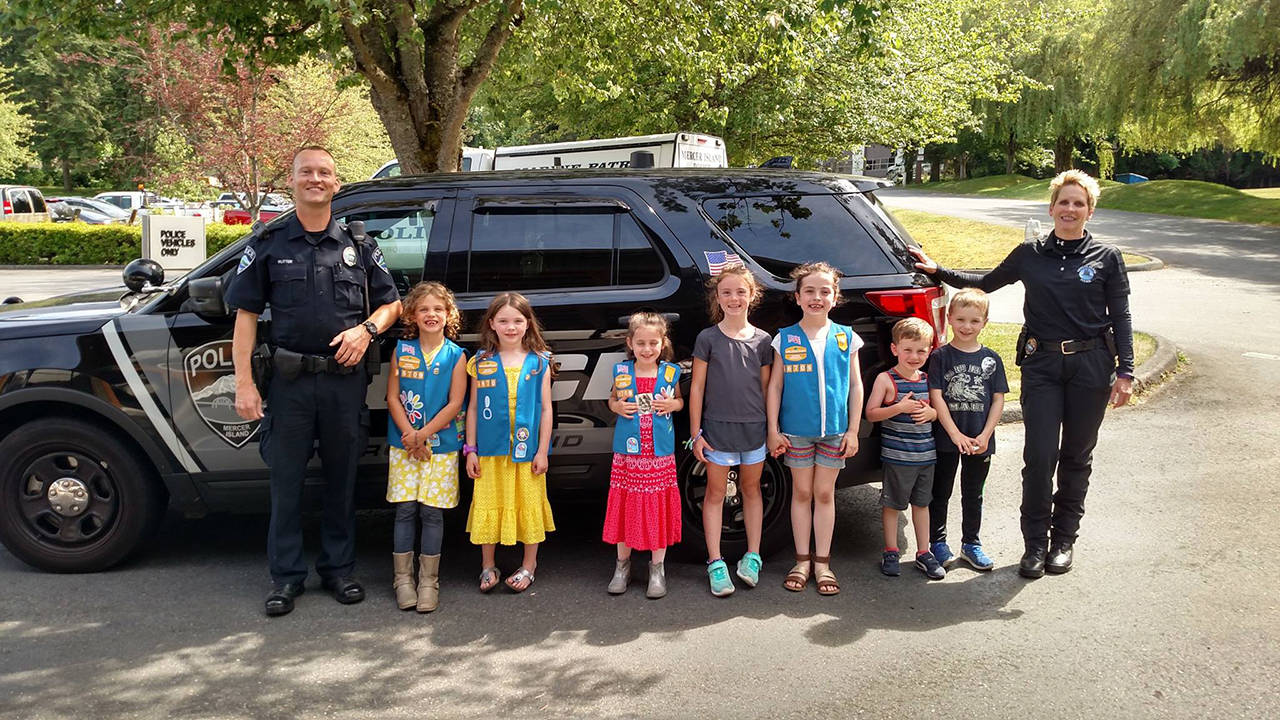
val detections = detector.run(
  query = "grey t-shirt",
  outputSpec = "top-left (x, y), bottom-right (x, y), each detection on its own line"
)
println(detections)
top-left (693, 325), bottom-right (773, 422)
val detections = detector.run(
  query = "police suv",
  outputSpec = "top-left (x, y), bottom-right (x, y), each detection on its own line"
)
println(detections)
top-left (0, 169), bottom-right (945, 572)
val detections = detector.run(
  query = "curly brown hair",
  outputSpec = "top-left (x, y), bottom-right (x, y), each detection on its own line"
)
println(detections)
top-left (625, 311), bottom-right (674, 362)
top-left (475, 293), bottom-right (551, 367)
top-left (399, 281), bottom-right (461, 339)
top-left (789, 261), bottom-right (842, 306)
top-left (705, 264), bottom-right (762, 323)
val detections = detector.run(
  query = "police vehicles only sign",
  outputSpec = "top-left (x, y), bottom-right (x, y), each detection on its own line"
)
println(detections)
top-left (142, 215), bottom-right (206, 272)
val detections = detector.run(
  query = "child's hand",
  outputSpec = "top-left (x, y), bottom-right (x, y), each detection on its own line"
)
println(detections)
top-left (910, 403), bottom-right (936, 424)
top-left (692, 435), bottom-right (715, 464)
top-left (768, 431), bottom-right (790, 458)
top-left (973, 432), bottom-right (990, 455)
top-left (466, 452), bottom-right (480, 479)
top-left (532, 452), bottom-right (549, 475)
top-left (652, 392), bottom-right (677, 416)
top-left (950, 432), bottom-right (978, 454)
top-left (615, 400), bottom-right (638, 419)
top-left (840, 430), bottom-right (859, 458)
top-left (893, 392), bottom-right (921, 412)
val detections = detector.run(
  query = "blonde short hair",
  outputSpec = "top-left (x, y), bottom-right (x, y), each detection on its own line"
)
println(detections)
top-left (1049, 169), bottom-right (1101, 211)
top-left (948, 288), bottom-right (989, 320)
top-left (892, 317), bottom-right (934, 345)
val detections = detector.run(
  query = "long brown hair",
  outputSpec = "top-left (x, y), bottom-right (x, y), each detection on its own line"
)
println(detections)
top-left (625, 311), bottom-right (674, 362)
top-left (704, 264), bottom-right (761, 323)
top-left (475, 292), bottom-right (551, 364)
top-left (399, 281), bottom-right (461, 339)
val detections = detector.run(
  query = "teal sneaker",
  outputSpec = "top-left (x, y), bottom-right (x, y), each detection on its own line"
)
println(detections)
top-left (707, 559), bottom-right (735, 597)
top-left (736, 552), bottom-right (762, 587)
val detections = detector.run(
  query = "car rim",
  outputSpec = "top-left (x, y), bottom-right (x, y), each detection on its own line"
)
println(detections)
top-left (15, 451), bottom-right (119, 547)
top-left (678, 455), bottom-right (786, 541)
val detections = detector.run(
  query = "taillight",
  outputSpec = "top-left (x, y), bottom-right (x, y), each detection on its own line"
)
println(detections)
top-left (865, 286), bottom-right (948, 348)
top-left (2, 200), bottom-right (11, 215)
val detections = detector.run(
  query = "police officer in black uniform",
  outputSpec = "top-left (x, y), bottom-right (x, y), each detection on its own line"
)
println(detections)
top-left (911, 169), bottom-right (1134, 579)
top-left (226, 146), bottom-right (401, 616)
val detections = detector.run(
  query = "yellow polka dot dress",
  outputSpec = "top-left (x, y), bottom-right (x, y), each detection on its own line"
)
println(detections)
top-left (386, 343), bottom-right (459, 508)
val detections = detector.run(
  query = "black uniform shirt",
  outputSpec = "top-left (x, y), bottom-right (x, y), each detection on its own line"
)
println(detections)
top-left (937, 230), bottom-right (1134, 374)
top-left (224, 216), bottom-right (400, 355)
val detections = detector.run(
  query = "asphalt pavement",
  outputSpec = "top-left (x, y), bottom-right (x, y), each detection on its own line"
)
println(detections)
top-left (3, 196), bottom-right (1279, 718)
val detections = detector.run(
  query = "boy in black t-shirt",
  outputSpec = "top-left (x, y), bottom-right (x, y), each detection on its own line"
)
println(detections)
top-left (927, 289), bottom-right (1009, 571)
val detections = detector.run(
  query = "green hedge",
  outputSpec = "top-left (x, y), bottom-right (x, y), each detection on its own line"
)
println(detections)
top-left (0, 222), bottom-right (249, 265)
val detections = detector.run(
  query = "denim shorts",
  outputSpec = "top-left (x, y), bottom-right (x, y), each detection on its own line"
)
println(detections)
top-left (703, 443), bottom-right (768, 467)
top-left (783, 433), bottom-right (846, 470)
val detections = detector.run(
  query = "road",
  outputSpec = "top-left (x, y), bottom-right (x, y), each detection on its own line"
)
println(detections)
top-left (3, 196), bottom-right (1279, 718)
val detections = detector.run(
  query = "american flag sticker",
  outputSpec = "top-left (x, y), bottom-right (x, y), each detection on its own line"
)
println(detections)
top-left (704, 249), bottom-right (744, 276)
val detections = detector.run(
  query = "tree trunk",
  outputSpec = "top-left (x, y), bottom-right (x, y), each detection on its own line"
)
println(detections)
top-left (959, 151), bottom-right (969, 180)
top-left (1005, 132), bottom-right (1016, 175)
top-left (342, 0), bottom-right (523, 175)
top-left (61, 157), bottom-right (73, 192)
top-left (1054, 135), bottom-right (1075, 173)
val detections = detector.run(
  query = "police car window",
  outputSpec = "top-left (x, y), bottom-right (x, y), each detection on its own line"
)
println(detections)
top-left (468, 209), bottom-right (613, 292)
top-left (339, 206), bottom-right (434, 293)
top-left (616, 213), bottom-right (664, 286)
top-left (702, 194), bottom-right (897, 277)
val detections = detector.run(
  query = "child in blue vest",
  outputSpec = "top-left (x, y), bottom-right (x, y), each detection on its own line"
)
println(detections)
top-left (604, 312), bottom-right (684, 599)
top-left (766, 262), bottom-right (864, 596)
top-left (464, 292), bottom-right (555, 593)
top-left (385, 281), bottom-right (468, 612)
top-left (689, 264), bottom-right (774, 597)
top-left (865, 317), bottom-right (944, 580)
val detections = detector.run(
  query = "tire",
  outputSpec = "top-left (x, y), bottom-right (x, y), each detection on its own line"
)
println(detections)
top-left (675, 451), bottom-right (791, 560)
top-left (0, 418), bottom-right (165, 572)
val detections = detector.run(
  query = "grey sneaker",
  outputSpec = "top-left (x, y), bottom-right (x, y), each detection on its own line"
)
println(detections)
top-left (915, 551), bottom-right (946, 580)
top-left (646, 561), bottom-right (667, 599)
top-left (607, 559), bottom-right (631, 595)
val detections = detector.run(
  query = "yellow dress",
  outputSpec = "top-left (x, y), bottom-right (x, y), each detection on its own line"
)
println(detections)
top-left (465, 364), bottom-right (556, 545)
top-left (386, 343), bottom-right (460, 508)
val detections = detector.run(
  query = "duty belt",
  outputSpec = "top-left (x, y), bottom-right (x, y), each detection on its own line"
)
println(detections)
top-left (273, 348), bottom-right (358, 376)
top-left (1029, 337), bottom-right (1102, 355)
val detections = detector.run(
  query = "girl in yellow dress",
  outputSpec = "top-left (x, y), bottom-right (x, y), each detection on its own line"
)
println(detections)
top-left (386, 282), bottom-right (467, 612)
top-left (464, 292), bottom-right (555, 593)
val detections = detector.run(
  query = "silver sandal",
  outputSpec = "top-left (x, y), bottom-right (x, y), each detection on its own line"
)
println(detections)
top-left (505, 567), bottom-right (535, 593)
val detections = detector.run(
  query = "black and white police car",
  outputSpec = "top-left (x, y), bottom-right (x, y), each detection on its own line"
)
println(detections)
top-left (0, 168), bottom-right (946, 572)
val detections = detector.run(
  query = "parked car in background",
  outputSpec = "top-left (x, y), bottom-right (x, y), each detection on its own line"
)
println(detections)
top-left (47, 196), bottom-right (132, 224)
top-left (94, 191), bottom-right (159, 214)
top-left (0, 185), bottom-right (51, 222)
top-left (218, 193), bottom-right (292, 225)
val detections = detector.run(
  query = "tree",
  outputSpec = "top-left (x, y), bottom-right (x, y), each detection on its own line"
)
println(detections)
top-left (0, 64), bottom-right (34, 179)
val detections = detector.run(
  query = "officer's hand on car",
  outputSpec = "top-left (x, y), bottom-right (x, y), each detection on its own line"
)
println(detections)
top-left (330, 325), bottom-right (372, 367)
top-left (840, 430), bottom-right (859, 458)
top-left (235, 381), bottom-right (264, 421)
top-left (909, 247), bottom-right (938, 274)
top-left (1110, 376), bottom-right (1134, 408)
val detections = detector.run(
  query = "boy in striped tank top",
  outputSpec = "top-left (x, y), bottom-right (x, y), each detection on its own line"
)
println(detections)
top-left (865, 318), bottom-right (945, 579)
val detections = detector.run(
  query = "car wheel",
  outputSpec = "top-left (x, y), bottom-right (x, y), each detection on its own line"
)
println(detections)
top-left (0, 419), bottom-right (165, 572)
top-left (675, 451), bottom-right (791, 560)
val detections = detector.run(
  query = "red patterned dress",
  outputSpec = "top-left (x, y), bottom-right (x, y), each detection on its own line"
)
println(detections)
top-left (602, 376), bottom-right (682, 550)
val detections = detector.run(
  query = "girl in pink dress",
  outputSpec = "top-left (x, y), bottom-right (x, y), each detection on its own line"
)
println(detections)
top-left (603, 312), bottom-right (684, 598)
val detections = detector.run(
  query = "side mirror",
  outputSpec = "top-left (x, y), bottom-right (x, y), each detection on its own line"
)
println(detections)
top-left (188, 275), bottom-right (229, 317)
top-left (123, 258), bottom-right (164, 292)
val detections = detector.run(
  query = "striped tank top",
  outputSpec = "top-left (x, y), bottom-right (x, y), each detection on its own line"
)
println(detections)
top-left (879, 368), bottom-right (936, 466)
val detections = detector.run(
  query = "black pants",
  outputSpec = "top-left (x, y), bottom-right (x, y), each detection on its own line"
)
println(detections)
top-left (1019, 347), bottom-right (1113, 549)
top-left (260, 369), bottom-right (369, 585)
top-left (930, 452), bottom-right (990, 546)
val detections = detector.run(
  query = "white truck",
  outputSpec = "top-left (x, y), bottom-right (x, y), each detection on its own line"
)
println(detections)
top-left (371, 132), bottom-right (728, 179)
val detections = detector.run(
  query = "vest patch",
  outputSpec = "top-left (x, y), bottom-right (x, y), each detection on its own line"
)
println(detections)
top-left (398, 355), bottom-right (421, 371)
top-left (626, 437), bottom-right (640, 453)
top-left (476, 378), bottom-right (497, 389)
top-left (478, 360), bottom-right (499, 376)
top-left (784, 346), bottom-right (808, 362)
top-left (785, 363), bottom-right (814, 373)
top-left (401, 370), bottom-right (424, 380)
top-left (663, 365), bottom-right (677, 383)
top-left (516, 427), bottom-right (529, 442)
top-left (835, 331), bottom-right (849, 352)
top-left (614, 374), bottom-right (632, 389)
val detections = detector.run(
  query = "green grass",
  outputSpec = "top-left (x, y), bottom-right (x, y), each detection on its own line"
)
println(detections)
top-left (975, 323), bottom-right (1156, 405)
top-left (894, 209), bottom-right (1148, 269)
top-left (915, 174), bottom-right (1280, 226)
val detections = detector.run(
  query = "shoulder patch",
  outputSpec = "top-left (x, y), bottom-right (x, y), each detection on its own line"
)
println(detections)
top-left (237, 246), bottom-right (255, 274)
top-left (663, 364), bottom-right (677, 383)
top-left (372, 247), bottom-right (390, 275)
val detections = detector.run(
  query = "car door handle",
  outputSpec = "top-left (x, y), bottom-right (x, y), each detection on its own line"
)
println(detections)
top-left (617, 312), bottom-right (679, 327)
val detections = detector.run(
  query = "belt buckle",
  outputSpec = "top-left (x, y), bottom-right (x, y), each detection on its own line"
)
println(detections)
top-left (1060, 340), bottom-right (1077, 355)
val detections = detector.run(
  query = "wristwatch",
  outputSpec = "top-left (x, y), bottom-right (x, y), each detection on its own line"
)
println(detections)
top-left (362, 320), bottom-right (378, 338)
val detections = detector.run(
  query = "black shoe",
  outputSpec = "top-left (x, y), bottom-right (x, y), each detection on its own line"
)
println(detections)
top-left (1046, 543), bottom-right (1074, 574)
top-left (1018, 547), bottom-right (1047, 579)
top-left (321, 576), bottom-right (365, 604)
top-left (265, 582), bottom-right (305, 616)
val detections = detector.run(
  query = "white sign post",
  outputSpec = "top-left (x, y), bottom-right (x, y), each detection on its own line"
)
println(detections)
top-left (142, 215), bottom-right (206, 273)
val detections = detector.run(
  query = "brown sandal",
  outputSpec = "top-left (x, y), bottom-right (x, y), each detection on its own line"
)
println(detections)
top-left (814, 555), bottom-right (839, 596)
top-left (784, 553), bottom-right (811, 592)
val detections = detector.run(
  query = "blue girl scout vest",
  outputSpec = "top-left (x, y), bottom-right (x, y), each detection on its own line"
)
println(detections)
top-left (612, 360), bottom-right (681, 457)
top-left (779, 322), bottom-right (854, 437)
top-left (473, 350), bottom-right (551, 462)
top-left (388, 338), bottom-right (465, 454)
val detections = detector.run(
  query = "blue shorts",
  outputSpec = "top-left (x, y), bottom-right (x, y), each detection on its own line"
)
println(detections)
top-left (783, 433), bottom-right (846, 470)
top-left (703, 443), bottom-right (768, 467)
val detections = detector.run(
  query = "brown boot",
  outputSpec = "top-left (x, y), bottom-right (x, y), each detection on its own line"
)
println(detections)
top-left (392, 552), bottom-right (416, 610)
top-left (417, 554), bottom-right (440, 613)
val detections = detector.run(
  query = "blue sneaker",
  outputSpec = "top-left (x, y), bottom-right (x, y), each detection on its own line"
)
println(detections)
top-left (707, 559), bottom-right (735, 597)
top-left (736, 552), bottom-right (762, 587)
top-left (880, 550), bottom-right (901, 576)
top-left (930, 542), bottom-right (955, 568)
top-left (915, 551), bottom-right (946, 580)
top-left (960, 543), bottom-right (994, 571)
